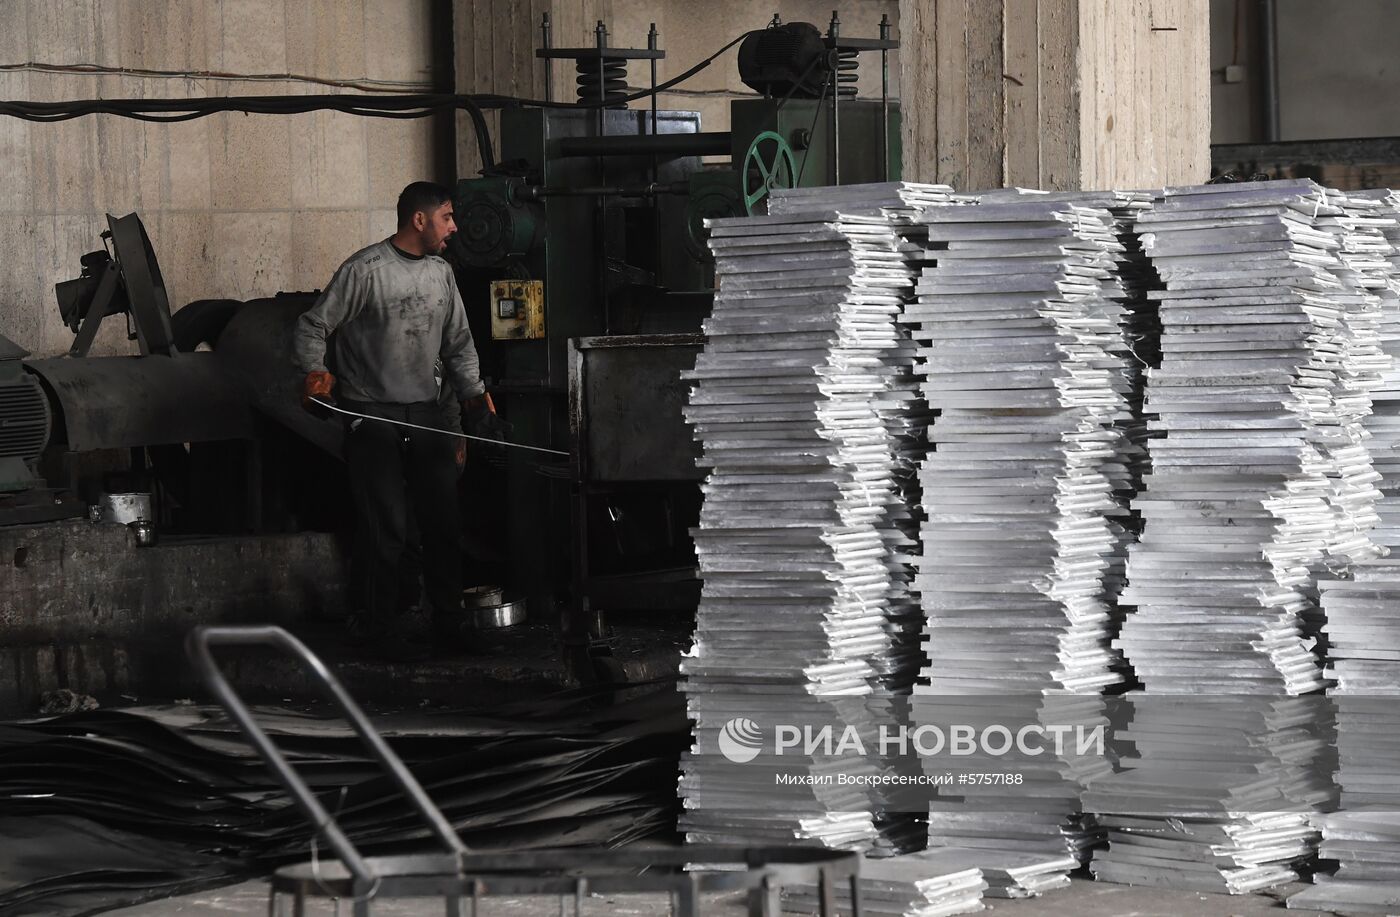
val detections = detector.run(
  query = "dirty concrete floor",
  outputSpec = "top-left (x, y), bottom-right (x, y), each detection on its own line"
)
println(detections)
top-left (116, 617), bottom-right (691, 714)
top-left (106, 877), bottom-right (1336, 916)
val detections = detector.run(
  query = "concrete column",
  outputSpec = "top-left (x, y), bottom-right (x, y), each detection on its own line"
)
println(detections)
top-left (899, 0), bottom-right (1210, 191)
top-left (453, 0), bottom-right (614, 179)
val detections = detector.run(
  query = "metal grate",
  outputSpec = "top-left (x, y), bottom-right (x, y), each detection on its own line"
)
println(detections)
top-left (0, 376), bottom-right (51, 460)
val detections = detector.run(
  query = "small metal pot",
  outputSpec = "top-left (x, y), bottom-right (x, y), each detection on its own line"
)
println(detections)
top-left (129, 520), bottom-right (158, 547)
top-left (468, 598), bottom-right (527, 630)
top-left (440, 595), bottom-right (526, 639)
top-left (463, 584), bottom-right (505, 608)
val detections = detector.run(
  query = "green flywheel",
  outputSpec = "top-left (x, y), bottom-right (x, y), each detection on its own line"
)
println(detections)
top-left (741, 130), bottom-right (797, 215)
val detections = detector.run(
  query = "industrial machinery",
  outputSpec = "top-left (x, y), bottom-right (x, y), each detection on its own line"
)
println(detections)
top-left (0, 11), bottom-right (901, 684)
top-left (446, 12), bottom-right (902, 668)
top-left (0, 334), bottom-right (61, 521)
top-left (1, 211), bottom-right (346, 535)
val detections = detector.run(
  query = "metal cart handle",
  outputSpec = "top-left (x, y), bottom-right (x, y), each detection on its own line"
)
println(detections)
top-left (185, 625), bottom-right (469, 891)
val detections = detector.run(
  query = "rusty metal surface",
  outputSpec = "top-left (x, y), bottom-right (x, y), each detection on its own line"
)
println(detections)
top-left (25, 353), bottom-right (253, 451)
top-left (213, 294), bottom-right (345, 459)
top-left (570, 334), bottom-right (703, 482)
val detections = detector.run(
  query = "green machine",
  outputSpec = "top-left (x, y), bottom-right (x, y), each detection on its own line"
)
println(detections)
top-left (445, 13), bottom-right (901, 674)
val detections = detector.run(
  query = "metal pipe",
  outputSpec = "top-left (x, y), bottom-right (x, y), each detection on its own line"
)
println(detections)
top-left (648, 22), bottom-right (661, 291)
top-left (213, 295), bottom-right (344, 458)
top-left (1258, 0), bottom-right (1281, 142)
top-left (557, 131), bottom-right (731, 158)
top-left (518, 181), bottom-right (689, 200)
top-left (594, 19), bottom-right (610, 333)
top-left (828, 11), bottom-right (840, 186)
top-left (540, 13), bottom-right (553, 103)
top-left (879, 13), bottom-right (890, 181)
top-left (648, 22), bottom-right (659, 143)
top-left (25, 352), bottom-right (254, 452)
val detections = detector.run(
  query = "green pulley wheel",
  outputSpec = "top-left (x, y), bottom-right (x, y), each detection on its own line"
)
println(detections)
top-left (741, 130), bottom-right (797, 215)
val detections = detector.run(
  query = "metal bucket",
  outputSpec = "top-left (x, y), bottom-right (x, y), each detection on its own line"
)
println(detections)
top-left (97, 492), bottom-right (152, 525)
top-left (467, 598), bottom-right (527, 630)
top-left (445, 586), bottom-right (526, 634)
top-left (462, 584), bottom-right (504, 608)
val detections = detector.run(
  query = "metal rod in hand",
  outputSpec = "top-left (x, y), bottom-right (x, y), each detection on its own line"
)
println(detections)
top-left (311, 397), bottom-right (570, 457)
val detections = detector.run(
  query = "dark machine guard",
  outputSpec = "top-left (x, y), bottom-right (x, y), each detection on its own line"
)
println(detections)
top-left (55, 212), bottom-right (178, 358)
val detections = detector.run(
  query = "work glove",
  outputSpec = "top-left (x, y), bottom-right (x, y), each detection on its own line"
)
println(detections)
top-left (461, 393), bottom-right (510, 446)
top-left (302, 370), bottom-right (336, 418)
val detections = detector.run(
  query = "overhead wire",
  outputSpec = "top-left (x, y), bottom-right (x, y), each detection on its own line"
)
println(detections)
top-left (0, 60), bottom-right (437, 93)
top-left (0, 28), bottom-right (768, 171)
top-left (0, 93), bottom-right (498, 170)
top-left (0, 28), bottom-right (760, 117)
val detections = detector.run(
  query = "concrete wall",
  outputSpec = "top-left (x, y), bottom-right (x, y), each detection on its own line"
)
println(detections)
top-left (1277, 0), bottom-right (1400, 141)
top-left (0, 520), bottom-right (345, 713)
top-left (900, 0), bottom-right (1211, 191)
top-left (1208, 0), bottom-right (1256, 143)
top-left (1210, 0), bottom-right (1400, 144)
top-left (0, 0), bottom-right (447, 359)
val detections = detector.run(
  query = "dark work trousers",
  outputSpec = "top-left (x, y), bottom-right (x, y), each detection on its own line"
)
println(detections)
top-left (341, 399), bottom-right (462, 626)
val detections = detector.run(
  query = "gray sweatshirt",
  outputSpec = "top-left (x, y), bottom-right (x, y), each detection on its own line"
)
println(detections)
top-left (293, 239), bottom-right (485, 404)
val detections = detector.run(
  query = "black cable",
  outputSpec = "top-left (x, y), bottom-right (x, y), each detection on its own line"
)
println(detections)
top-left (0, 26), bottom-right (766, 170)
top-left (0, 28), bottom-right (762, 125)
top-left (793, 69), bottom-right (832, 187)
top-left (461, 99), bottom-right (494, 170)
top-left (0, 92), bottom-right (498, 169)
top-left (0, 28), bottom-right (767, 172)
top-left (0, 60), bottom-right (433, 93)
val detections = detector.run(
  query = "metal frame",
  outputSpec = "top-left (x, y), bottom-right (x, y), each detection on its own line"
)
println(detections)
top-left (187, 625), bottom-right (863, 917)
top-left (566, 334), bottom-right (705, 654)
top-left (268, 847), bottom-right (863, 917)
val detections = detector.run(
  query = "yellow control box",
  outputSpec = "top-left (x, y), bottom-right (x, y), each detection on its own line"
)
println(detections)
top-left (489, 279), bottom-right (545, 340)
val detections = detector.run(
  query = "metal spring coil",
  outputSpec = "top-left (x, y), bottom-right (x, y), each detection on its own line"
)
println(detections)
top-left (833, 49), bottom-right (858, 98)
top-left (575, 57), bottom-right (630, 108)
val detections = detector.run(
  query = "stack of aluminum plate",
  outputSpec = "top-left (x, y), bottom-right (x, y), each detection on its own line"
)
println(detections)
top-left (1092, 811), bottom-right (1322, 894)
top-left (1288, 562), bottom-right (1400, 913)
top-left (783, 849), bottom-right (987, 917)
top-left (907, 199), bottom-right (1131, 695)
top-left (1317, 562), bottom-right (1400, 708)
top-left (1084, 696), bottom-right (1330, 893)
top-left (1352, 190), bottom-right (1400, 550)
top-left (1287, 812), bottom-right (1400, 914)
top-left (900, 199), bottom-right (1133, 879)
top-left (678, 206), bottom-right (923, 851)
top-left (1292, 198), bottom-right (1400, 910)
top-left (1112, 179), bottom-right (1366, 695)
top-left (1311, 190), bottom-right (1391, 567)
top-left (976, 189), bottom-right (1163, 638)
top-left (881, 846), bottom-right (1078, 899)
top-left (945, 851), bottom-right (1078, 899)
top-left (769, 182), bottom-right (956, 218)
top-left (766, 183), bottom-right (958, 695)
top-left (1088, 179), bottom-right (1381, 894)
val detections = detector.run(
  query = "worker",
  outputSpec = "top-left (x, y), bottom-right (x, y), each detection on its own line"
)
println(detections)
top-left (292, 181), bottom-right (505, 658)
